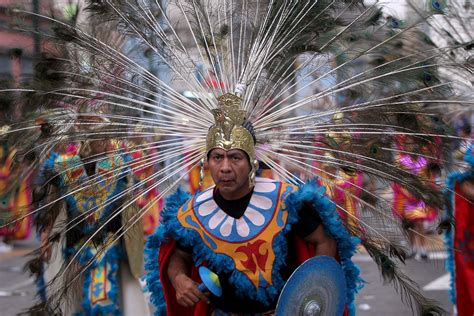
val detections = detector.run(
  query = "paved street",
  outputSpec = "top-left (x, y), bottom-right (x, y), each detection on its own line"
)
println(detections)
top-left (354, 251), bottom-right (452, 315)
top-left (0, 238), bottom-right (39, 316)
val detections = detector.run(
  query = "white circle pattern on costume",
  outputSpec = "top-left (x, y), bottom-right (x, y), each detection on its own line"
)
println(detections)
top-left (244, 207), bottom-right (265, 226)
top-left (198, 199), bottom-right (218, 216)
top-left (254, 182), bottom-right (276, 193)
top-left (236, 217), bottom-right (250, 237)
top-left (193, 180), bottom-right (280, 241)
top-left (250, 194), bottom-right (273, 210)
top-left (195, 188), bottom-right (213, 203)
top-left (220, 216), bottom-right (235, 237)
top-left (209, 210), bottom-right (226, 229)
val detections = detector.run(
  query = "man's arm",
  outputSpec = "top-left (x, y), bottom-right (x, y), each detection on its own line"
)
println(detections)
top-left (167, 248), bottom-right (209, 307)
top-left (304, 225), bottom-right (337, 257)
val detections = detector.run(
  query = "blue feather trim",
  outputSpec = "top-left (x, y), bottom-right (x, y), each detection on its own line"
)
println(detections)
top-left (443, 169), bottom-right (474, 304)
top-left (43, 152), bottom-right (59, 173)
top-left (144, 187), bottom-right (191, 316)
top-left (286, 180), bottom-right (363, 316)
top-left (75, 244), bottom-right (125, 316)
top-left (464, 146), bottom-right (474, 167)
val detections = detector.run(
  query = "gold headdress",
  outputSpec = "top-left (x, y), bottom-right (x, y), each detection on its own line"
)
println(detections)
top-left (205, 93), bottom-right (259, 186)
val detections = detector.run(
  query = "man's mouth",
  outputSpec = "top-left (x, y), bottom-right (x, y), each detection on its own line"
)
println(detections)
top-left (220, 179), bottom-right (234, 184)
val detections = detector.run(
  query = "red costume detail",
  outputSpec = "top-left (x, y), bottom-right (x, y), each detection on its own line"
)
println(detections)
top-left (453, 183), bottom-right (474, 316)
top-left (236, 240), bottom-right (269, 274)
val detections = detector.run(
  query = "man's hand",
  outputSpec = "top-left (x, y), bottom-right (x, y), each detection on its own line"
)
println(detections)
top-left (304, 225), bottom-right (337, 257)
top-left (168, 248), bottom-right (209, 307)
top-left (40, 231), bottom-right (52, 263)
top-left (172, 274), bottom-right (209, 307)
top-left (460, 178), bottom-right (474, 201)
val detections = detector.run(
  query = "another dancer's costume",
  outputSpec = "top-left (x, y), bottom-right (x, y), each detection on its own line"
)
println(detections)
top-left (392, 139), bottom-right (437, 223)
top-left (320, 170), bottom-right (363, 232)
top-left (145, 94), bottom-right (362, 315)
top-left (0, 141), bottom-right (32, 244)
top-left (445, 145), bottom-right (474, 316)
top-left (41, 147), bottom-right (148, 315)
top-left (126, 140), bottom-right (163, 235)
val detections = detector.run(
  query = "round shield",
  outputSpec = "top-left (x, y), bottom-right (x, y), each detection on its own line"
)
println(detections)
top-left (198, 266), bottom-right (222, 297)
top-left (275, 256), bottom-right (347, 316)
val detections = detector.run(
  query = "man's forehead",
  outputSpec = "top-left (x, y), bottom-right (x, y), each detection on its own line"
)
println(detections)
top-left (210, 148), bottom-right (246, 156)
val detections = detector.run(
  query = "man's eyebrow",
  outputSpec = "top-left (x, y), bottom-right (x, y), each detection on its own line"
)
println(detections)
top-left (228, 152), bottom-right (243, 157)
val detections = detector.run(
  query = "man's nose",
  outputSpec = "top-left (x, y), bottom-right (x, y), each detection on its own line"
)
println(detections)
top-left (220, 157), bottom-right (231, 172)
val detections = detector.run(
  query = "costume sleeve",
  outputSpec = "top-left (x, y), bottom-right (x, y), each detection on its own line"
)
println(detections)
top-left (152, 240), bottom-right (210, 316)
top-left (293, 201), bottom-right (322, 238)
top-left (33, 152), bottom-right (61, 231)
top-left (42, 152), bottom-right (60, 187)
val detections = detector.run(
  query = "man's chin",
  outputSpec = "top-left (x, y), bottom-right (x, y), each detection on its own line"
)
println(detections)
top-left (217, 184), bottom-right (238, 195)
top-left (218, 180), bottom-right (234, 187)
top-left (218, 184), bottom-right (235, 191)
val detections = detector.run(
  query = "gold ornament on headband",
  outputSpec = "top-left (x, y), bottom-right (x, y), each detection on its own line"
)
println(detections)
top-left (206, 93), bottom-right (256, 163)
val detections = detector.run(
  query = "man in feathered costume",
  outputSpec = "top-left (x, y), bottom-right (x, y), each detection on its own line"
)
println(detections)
top-left (145, 93), bottom-right (362, 315)
top-left (445, 143), bottom-right (474, 316)
top-left (37, 113), bottom-right (150, 315)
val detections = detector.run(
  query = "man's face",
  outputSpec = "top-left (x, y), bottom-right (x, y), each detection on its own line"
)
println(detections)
top-left (88, 139), bottom-right (108, 155)
top-left (76, 114), bottom-right (100, 132)
top-left (208, 148), bottom-right (252, 200)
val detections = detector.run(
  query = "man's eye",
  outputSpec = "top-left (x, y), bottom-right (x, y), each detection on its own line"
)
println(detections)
top-left (232, 156), bottom-right (241, 160)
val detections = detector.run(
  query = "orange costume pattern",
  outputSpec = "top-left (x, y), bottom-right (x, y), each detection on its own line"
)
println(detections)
top-left (0, 145), bottom-right (32, 240)
top-left (321, 171), bottom-right (363, 230)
